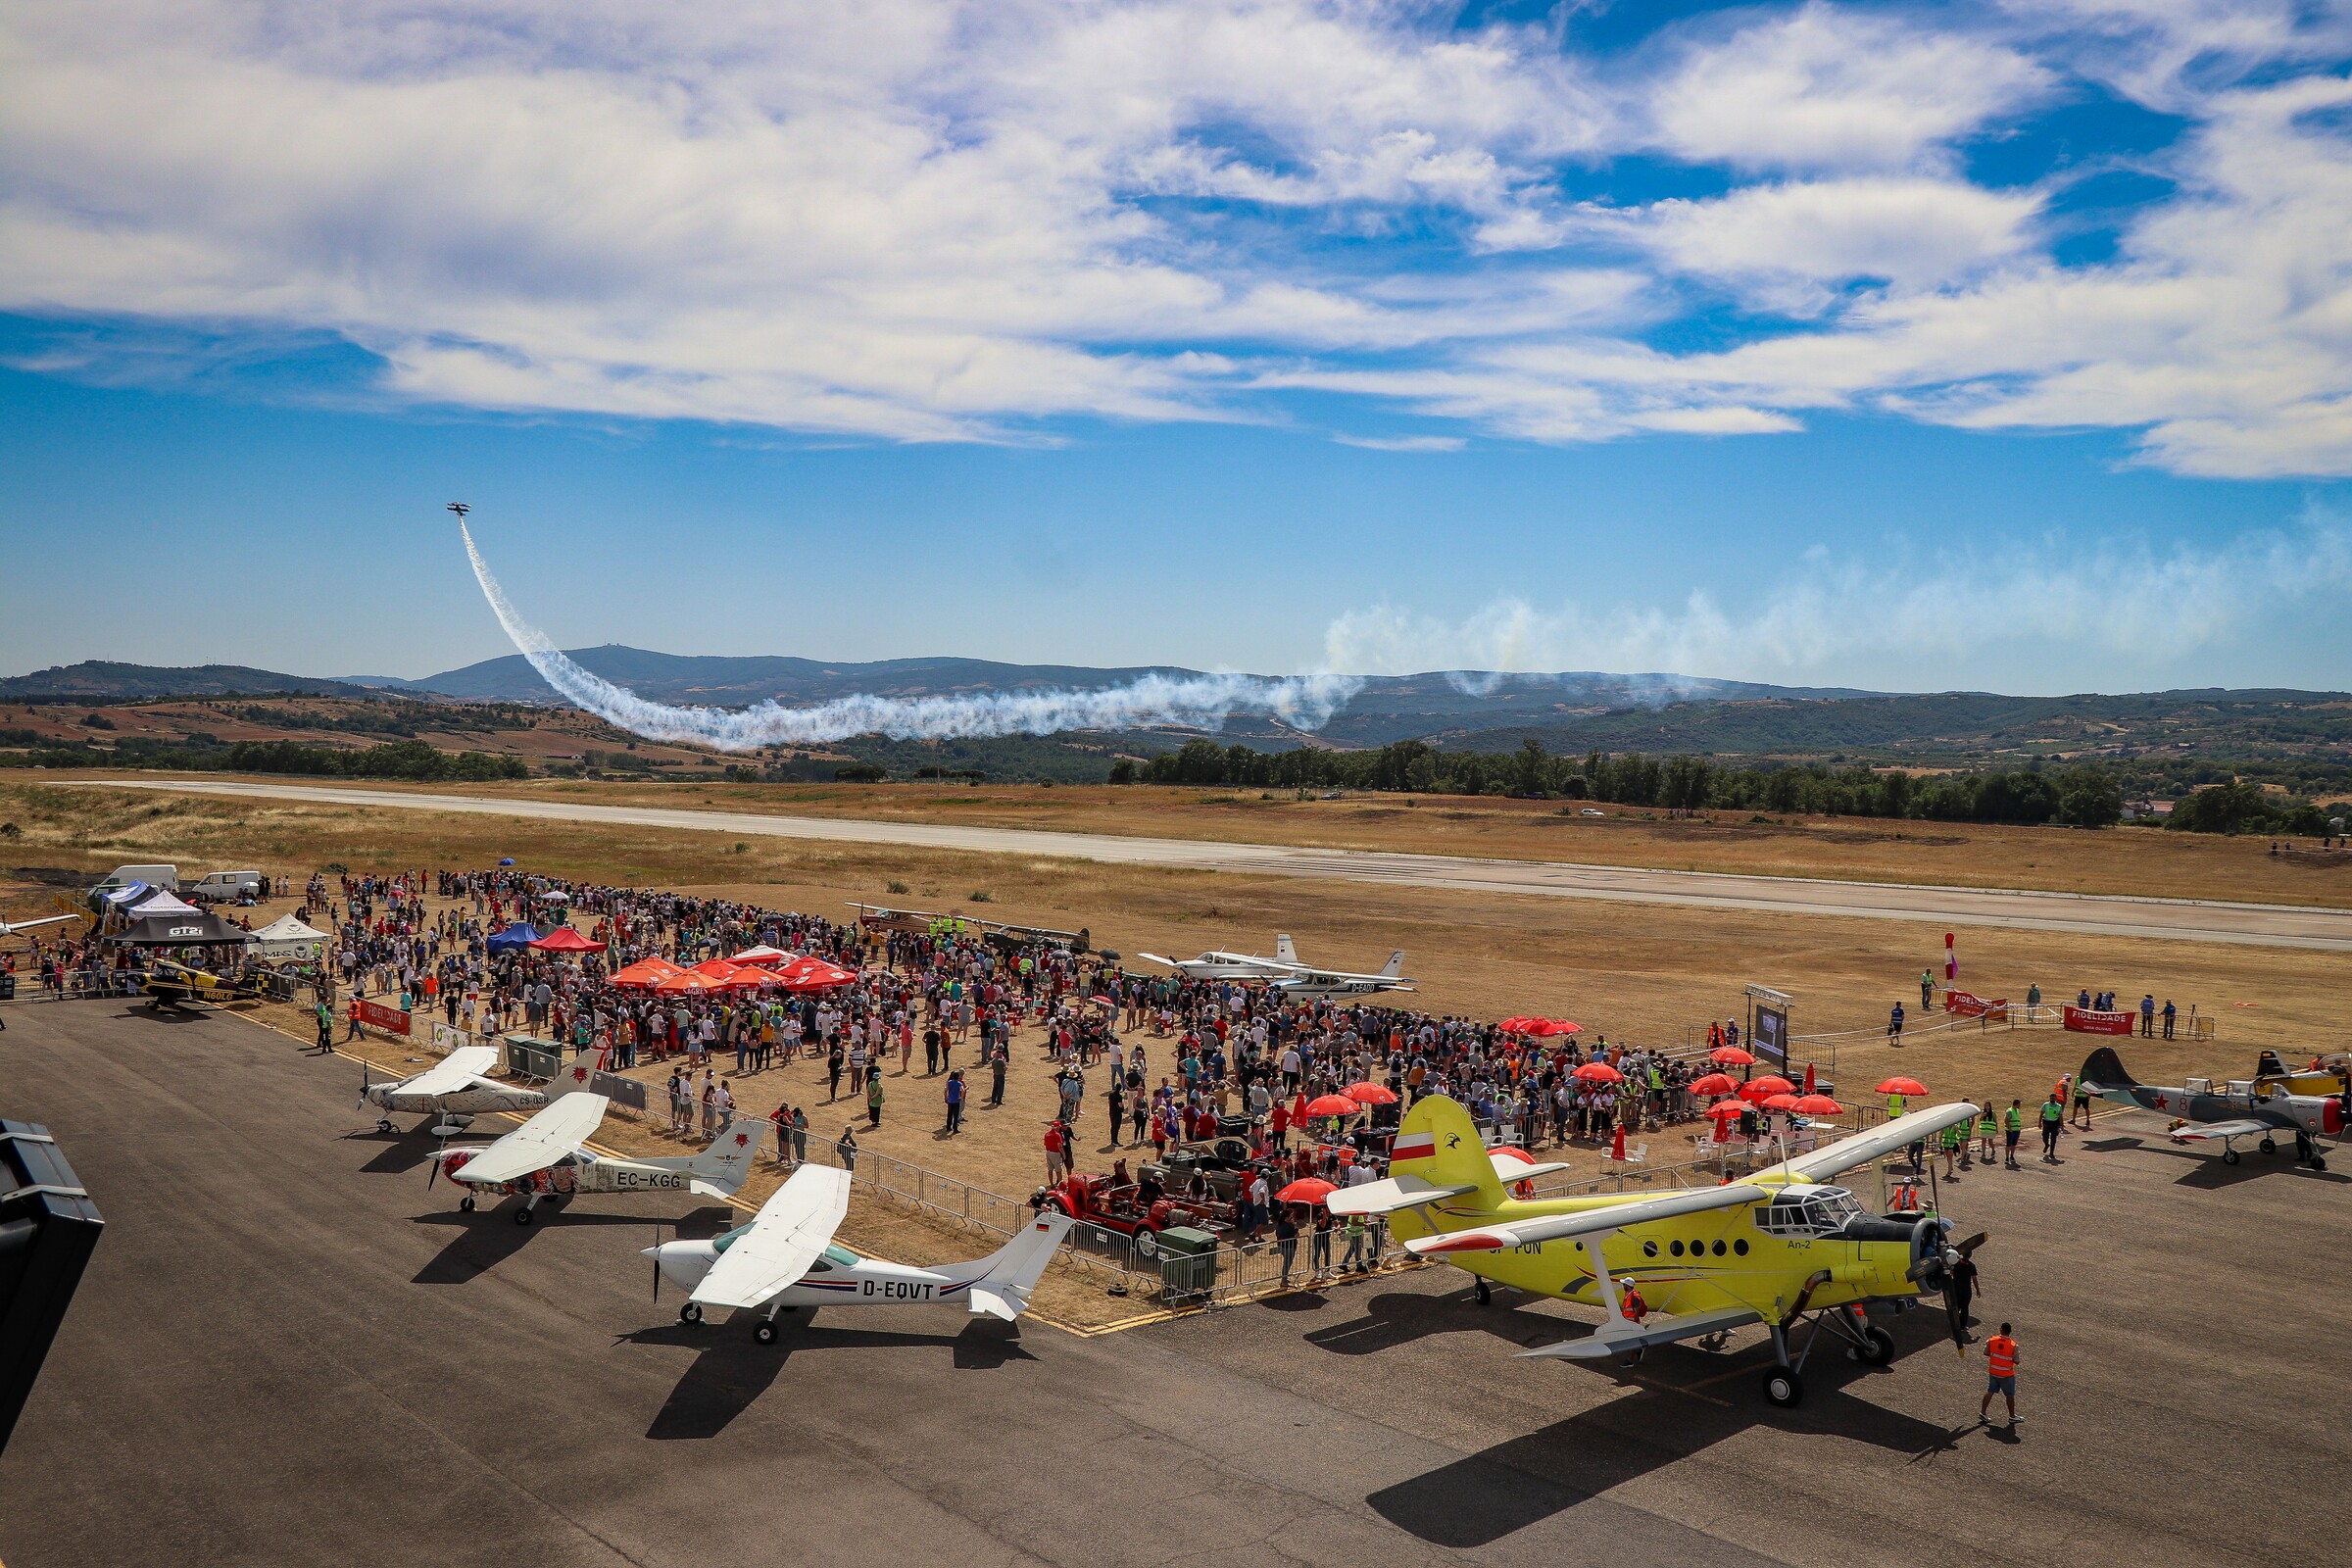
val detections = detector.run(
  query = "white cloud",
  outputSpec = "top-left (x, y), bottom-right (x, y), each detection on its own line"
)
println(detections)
top-left (1649, 3), bottom-right (2053, 172)
top-left (1331, 432), bottom-right (1464, 451)
top-left (1323, 516), bottom-right (2352, 690)
top-left (2, 1), bottom-right (2352, 477)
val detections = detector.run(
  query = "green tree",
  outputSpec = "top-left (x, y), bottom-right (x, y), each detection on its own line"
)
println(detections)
top-left (2055, 765), bottom-right (2123, 828)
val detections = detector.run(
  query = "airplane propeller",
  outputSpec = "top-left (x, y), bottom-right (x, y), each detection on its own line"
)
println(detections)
top-left (357, 1061), bottom-right (370, 1110)
top-left (650, 1221), bottom-right (665, 1304)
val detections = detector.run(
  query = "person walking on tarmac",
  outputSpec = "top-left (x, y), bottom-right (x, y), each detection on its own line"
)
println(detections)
top-left (1947, 1248), bottom-right (1980, 1347)
top-left (1981, 1323), bottom-right (2021, 1426)
top-left (2039, 1092), bottom-right (2065, 1162)
top-left (2002, 1100), bottom-right (2025, 1168)
top-left (313, 998), bottom-right (334, 1054)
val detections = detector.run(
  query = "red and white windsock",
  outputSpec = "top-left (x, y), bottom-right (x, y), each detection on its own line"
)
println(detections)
top-left (1944, 931), bottom-right (1957, 982)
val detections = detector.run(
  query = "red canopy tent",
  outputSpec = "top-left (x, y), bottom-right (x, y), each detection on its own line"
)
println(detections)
top-left (529, 926), bottom-right (607, 954)
top-left (774, 956), bottom-right (857, 992)
top-left (608, 956), bottom-right (684, 990)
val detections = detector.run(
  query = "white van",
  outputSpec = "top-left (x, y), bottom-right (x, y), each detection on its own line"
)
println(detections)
top-left (187, 870), bottom-right (265, 905)
top-left (94, 863), bottom-right (178, 897)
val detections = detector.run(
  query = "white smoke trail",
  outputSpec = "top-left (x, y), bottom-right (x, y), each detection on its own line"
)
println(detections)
top-left (459, 521), bottom-right (1363, 751)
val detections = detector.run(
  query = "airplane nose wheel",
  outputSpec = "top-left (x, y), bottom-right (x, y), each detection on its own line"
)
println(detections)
top-left (754, 1320), bottom-right (777, 1345)
top-left (1762, 1368), bottom-right (1804, 1407)
top-left (1472, 1278), bottom-right (1493, 1304)
top-left (514, 1206), bottom-right (534, 1226)
top-left (459, 1196), bottom-right (475, 1212)
top-left (376, 1118), bottom-right (394, 1134)
top-left (678, 1302), bottom-right (703, 1327)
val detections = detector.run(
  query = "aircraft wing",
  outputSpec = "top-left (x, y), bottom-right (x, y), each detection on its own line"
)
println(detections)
top-left (693, 1164), bottom-right (853, 1309)
top-left (1, 913), bottom-right (75, 934)
top-left (1763, 1102), bottom-right (1982, 1185)
top-left (1134, 953), bottom-right (1185, 970)
top-left (2169, 1118), bottom-right (2276, 1143)
top-left (1327, 1174), bottom-right (1480, 1217)
top-left (396, 1046), bottom-right (504, 1097)
top-left (1407, 1184), bottom-right (1770, 1255)
top-left (454, 1093), bottom-right (609, 1186)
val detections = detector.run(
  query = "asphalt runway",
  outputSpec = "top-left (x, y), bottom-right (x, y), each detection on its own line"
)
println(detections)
top-left (88, 778), bottom-right (2352, 951)
top-left (5, 1003), bottom-right (2348, 1566)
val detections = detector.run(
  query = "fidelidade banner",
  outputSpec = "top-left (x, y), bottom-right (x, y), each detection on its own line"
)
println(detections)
top-left (1943, 990), bottom-right (2010, 1020)
top-left (351, 998), bottom-right (412, 1037)
top-left (2063, 1004), bottom-right (2133, 1035)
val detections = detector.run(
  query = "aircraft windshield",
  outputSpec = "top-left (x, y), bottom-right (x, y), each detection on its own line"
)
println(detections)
top-left (1803, 1190), bottom-right (1865, 1230)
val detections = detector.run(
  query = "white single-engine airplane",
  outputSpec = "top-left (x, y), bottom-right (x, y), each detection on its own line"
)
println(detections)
top-left (0, 905), bottom-right (78, 939)
top-left (649, 1164), bottom-right (1077, 1342)
top-left (361, 1045), bottom-right (547, 1136)
top-left (1135, 934), bottom-right (1308, 981)
top-left (428, 1093), bottom-right (766, 1224)
top-left (1271, 949), bottom-right (1413, 999)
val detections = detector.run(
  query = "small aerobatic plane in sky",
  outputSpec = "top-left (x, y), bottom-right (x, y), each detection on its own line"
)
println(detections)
top-left (1331, 1093), bottom-right (1985, 1407)
top-left (2079, 1047), bottom-right (2346, 1170)
top-left (361, 1045), bottom-right (547, 1136)
top-left (428, 1093), bottom-right (765, 1223)
top-left (649, 1164), bottom-right (1077, 1342)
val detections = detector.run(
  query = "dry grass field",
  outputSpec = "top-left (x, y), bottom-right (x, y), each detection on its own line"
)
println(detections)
top-left (27, 768), bottom-right (2349, 906)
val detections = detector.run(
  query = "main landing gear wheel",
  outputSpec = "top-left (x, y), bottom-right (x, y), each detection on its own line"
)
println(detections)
top-left (1856, 1327), bottom-right (1895, 1366)
top-left (1762, 1368), bottom-right (1805, 1407)
top-left (2260, 1137), bottom-right (2278, 1154)
top-left (377, 1118), bottom-right (394, 1134)
top-left (1473, 1278), bottom-right (1493, 1304)
top-left (679, 1302), bottom-right (704, 1327)
top-left (755, 1320), bottom-right (778, 1345)
top-left (2311, 1155), bottom-right (2328, 1171)
top-left (2223, 1150), bottom-right (2242, 1165)
top-left (459, 1196), bottom-right (475, 1212)
top-left (514, 1206), bottom-right (534, 1226)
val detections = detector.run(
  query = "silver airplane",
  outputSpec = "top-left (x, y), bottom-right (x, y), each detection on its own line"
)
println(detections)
top-left (2079, 1047), bottom-right (2348, 1170)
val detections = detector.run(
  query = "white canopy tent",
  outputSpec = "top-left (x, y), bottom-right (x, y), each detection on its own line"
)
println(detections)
top-left (247, 912), bottom-right (329, 964)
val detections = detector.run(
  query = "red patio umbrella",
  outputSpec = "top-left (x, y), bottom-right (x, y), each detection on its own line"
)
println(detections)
top-left (654, 969), bottom-right (725, 995)
top-left (1497, 1016), bottom-right (1532, 1033)
top-left (1760, 1093), bottom-right (1801, 1111)
top-left (1525, 1018), bottom-right (1583, 1037)
top-left (529, 926), bottom-right (606, 954)
top-left (1570, 1060), bottom-right (1622, 1084)
top-left (1344, 1081), bottom-right (1398, 1105)
top-left (1740, 1074), bottom-right (1796, 1102)
top-left (1303, 1094), bottom-right (1360, 1119)
top-left (1704, 1099), bottom-right (1748, 1119)
top-left (1276, 1177), bottom-right (1336, 1206)
top-left (1690, 1071), bottom-right (1740, 1097)
top-left (1710, 1045), bottom-right (1757, 1066)
top-left (1875, 1076), bottom-right (1929, 1097)
top-left (1792, 1094), bottom-right (1843, 1116)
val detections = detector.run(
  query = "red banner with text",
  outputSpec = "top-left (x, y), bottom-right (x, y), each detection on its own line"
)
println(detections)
top-left (2063, 1004), bottom-right (2133, 1036)
top-left (1943, 990), bottom-right (2010, 1020)
top-left (351, 998), bottom-right (412, 1037)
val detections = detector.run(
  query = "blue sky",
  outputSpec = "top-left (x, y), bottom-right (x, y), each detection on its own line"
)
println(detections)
top-left (5, 1), bottom-right (2352, 696)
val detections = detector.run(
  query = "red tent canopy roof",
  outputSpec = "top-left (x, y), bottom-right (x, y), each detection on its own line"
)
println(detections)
top-left (529, 926), bottom-right (606, 953)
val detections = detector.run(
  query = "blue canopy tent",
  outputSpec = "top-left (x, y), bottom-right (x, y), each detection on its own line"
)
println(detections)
top-left (485, 922), bottom-right (542, 955)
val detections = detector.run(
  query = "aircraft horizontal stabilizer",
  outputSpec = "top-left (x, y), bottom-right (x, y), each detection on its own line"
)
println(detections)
top-left (1519, 1307), bottom-right (1762, 1360)
top-left (1326, 1175), bottom-right (1478, 1217)
top-left (969, 1282), bottom-right (1029, 1321)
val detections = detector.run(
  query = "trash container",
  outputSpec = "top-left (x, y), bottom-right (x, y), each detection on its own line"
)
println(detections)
top-left (0, 971), bottom-right (15, 1002)
top-left (1156, 1225), bottom-right (1218, 1300)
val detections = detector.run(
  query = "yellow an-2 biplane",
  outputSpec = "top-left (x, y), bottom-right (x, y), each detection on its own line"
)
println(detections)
top-left (1332, 1094), bottom-right (1984, 1407)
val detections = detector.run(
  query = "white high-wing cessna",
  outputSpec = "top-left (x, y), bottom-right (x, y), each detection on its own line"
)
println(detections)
top-left (1271, 949), bottom-right (1414, 999)
top-left (361, 1045), bottom-right (547, 1135)
top-left (649, 1164), bottom-right (1077, 1342)
top-left (0, 905), bottom-right (77, 939)
top-left (428, 1093), bottom-right (766, 1224)
top-left (1135, 934), bottom-right (1306, 981)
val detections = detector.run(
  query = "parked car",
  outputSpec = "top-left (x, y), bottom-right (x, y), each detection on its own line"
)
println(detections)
top-left (92, 863), bottom-right (178, 897)
top-left (186, 870), bottom-right (265, 906)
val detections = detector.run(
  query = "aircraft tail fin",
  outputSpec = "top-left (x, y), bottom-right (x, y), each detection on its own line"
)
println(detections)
top-left (2079, 1047), bottom-right (2136, 1093)
top-left (2257, 1049), bottom-right (2287, 1078)
top-left (1275, 934), bottom-right (1299, 966)
top-left (684, 1119), bottom-right (767, 1197)
top-left (1389, 1095), bottom-right (1504, 1210)
top-left (966, 1211), bottom-right (1074, 1319)
top-left (1378, 951), bottom-right (1406, 980)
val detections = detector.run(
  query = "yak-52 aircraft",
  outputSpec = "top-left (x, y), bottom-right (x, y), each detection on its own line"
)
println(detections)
top-left (648, 1164), bottom-right (1077, 1341)
top-left (1330, 1094), bottom-right (1984, 1407)
top-left (361, 1045), bottom-right (546, 1136)
top-left (2079, 1047), bottom-right (2346, 1170)
top-left (428, 1092), bottom-right (766, 1223)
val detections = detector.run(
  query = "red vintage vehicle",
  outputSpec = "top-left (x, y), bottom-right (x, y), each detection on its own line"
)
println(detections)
top-left (1030, 1162), bottom-right (1226, 1258)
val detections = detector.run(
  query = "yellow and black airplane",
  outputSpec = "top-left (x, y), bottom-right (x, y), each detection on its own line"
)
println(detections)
top-left (1332, 1094), bottom-right (1984, 1407)
top-left (142, 958), bottom-right (266, 1010)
